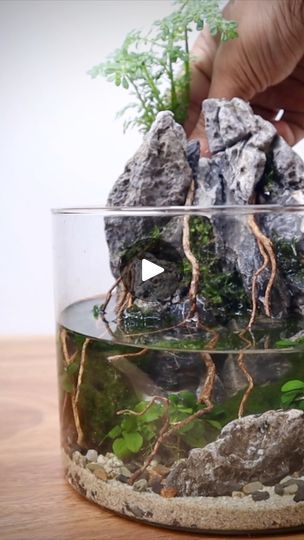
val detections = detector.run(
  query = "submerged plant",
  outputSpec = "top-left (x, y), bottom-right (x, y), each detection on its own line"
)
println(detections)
top-left (89, 0), bottom-right (237, 132)
top-left (281, 379), bottom-right (304, 410)
top-left (106, 390), bottom-right (223, 460)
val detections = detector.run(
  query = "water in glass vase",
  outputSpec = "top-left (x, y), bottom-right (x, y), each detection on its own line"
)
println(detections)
top-left (57, 297), bottom-right (304, 534)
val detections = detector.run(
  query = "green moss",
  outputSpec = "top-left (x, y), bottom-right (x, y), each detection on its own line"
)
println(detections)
top-left (183, 217), bottom-right (250, 321)
top-left (273, 234), bottom-right (304, 281)
top-left (58, 331), bottom-right (138, 449)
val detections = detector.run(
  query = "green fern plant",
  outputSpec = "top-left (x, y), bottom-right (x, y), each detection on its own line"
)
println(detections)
top-left (89, 0), bottom-right (237, 132)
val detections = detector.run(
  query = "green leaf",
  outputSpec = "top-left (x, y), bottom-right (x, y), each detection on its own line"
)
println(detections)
top-left (178, 390), bottom-right (197, 409)
top-left (61, 373), bottom-right (74, 393)
top-left (121, 415), bottom-right (137, 432)
top-left (141, 424), bottom-right (155, 441)
top-left (207, 419), bottom-right (222, 430)
top-left (107, 425), bottom-right (122, 439)
top-left (281, 391), bottom-right (301, 406)
top-left (123, 431), bottom-right (143, 453)
top-left (281, 380), bottom-right (304, 393)
top-left (112, 437), bottom-right (129, 459)
top-left (122, 77), bottom-right (129, 89)
top-left (66, 361), bottom-right (79, 375)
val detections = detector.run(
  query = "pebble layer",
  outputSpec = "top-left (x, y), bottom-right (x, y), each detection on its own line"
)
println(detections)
top-left (63, 451), bottom-right (304, 533)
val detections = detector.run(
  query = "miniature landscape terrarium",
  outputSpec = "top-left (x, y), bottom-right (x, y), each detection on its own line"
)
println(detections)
top-left (53, 98), bottom-right (304, 534)
top-left (53, 0), bottom-right (304, 533)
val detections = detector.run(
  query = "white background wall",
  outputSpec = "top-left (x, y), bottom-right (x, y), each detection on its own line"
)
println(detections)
top-left (1, 0), bottom-right (304, 335)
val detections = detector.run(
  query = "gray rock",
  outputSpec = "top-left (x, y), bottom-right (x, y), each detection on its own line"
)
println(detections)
top-left (220, 352), bottom-right (291, 397)
top-left (165, 409), bottom-right (304, 497)
top-left (198, 98), bottom-right (304, 316)
top-left (105, 111), bottom-right (193, 278)
top-left (251, 491), bottom-right (270, 502)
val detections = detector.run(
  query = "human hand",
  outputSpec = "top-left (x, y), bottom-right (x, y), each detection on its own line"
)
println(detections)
top-left (185, 0), bottom-right (304, 155)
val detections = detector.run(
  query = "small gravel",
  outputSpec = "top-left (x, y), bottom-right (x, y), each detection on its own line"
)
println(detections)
top-left (133, 479), bottom-right (148, 492)
top-left (243, 481), bottom-right (264, 495)
top-left (66, 451), bottom-right (304, 533)
top-left (283, 484), bottom-right (299, 495)
top-left (251, 491), bottom-right (270, 502)
top-left (86, 449), bottom-right (98, 462)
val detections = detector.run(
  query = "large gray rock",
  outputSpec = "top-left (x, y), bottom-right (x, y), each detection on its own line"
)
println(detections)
top-left (105, 111), bottom-right (193, 278)
top-left (197, 98), bottom-right (304, 317)
top-left (165, 409), bottom-right (304, 496)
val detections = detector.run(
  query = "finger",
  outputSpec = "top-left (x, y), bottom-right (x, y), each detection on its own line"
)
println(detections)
top-left (252, 75), bottom-right (304, 113)
top-left (273, 111), bottom-right (304, 145)
top-left (184, 27), bottom-right (217, 137)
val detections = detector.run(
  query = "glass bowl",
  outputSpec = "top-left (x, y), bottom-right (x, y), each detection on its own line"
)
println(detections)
top-left (52, 205), bottom-right (304, 534)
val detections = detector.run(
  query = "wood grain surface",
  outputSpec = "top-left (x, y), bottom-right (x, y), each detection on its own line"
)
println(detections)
top-left (0, 337), bottom-right (303, 540)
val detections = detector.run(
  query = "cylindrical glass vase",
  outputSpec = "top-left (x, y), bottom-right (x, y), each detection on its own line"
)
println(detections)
top-left (53, 205), bottom-right (304, 534)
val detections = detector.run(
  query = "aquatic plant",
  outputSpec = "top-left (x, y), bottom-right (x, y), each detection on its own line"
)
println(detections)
top-left (281, 379), bottom-right (304, 410)
top-left (107, 390), bottom-right (223, 461)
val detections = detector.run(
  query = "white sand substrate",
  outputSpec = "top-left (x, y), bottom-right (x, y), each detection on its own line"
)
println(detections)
top-left (63, 451), bottom-right (304, 533)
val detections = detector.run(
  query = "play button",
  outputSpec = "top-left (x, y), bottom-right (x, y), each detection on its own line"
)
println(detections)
top-left (142, 259), bottom-right (164, 282)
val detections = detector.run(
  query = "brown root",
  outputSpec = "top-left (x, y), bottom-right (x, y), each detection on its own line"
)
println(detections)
top-left (247, 238), bottom-right (269, 330)
top-left (237, 351), bottom-right (254, 418)
top-left (182, 180), bottom-right (200, 317)
top-left (60, 329), bottom-right (86, 446)
top-left (236, 330), bottom-right (254, 418)
top-left (248, 214), bottom-right (277, 321)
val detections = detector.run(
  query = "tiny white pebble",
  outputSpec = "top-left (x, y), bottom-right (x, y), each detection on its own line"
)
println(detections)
top-left (86, 449), bottom-right (98, 462)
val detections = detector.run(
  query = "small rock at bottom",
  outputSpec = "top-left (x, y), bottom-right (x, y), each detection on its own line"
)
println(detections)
top-left (251, 491), bottom-right (270, 502)
top-left (133, 479), bottom-right (148, 492)
top-left (243, 481), bottom-right (263, 495)
top-left (86, 449), bottom-right (98, 462)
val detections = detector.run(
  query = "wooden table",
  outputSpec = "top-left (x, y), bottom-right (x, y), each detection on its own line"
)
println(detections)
top-left (0, 337), bottom-right (303, 540)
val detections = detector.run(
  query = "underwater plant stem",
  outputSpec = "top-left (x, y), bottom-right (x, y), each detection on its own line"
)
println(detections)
top-left (183, 180), bottom-right (200, 317)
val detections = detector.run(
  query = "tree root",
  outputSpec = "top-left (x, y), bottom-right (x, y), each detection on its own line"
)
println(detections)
top-left (248, 214), bottom-right (277, 321)
top-left (247, 238), bottom-right (269, 330)
top-left (60, 329), bottom-right (89, 446)
top-left (183, 180), bottom-right (200, 317)
top-left (236, 330), bottom-right (254, 418)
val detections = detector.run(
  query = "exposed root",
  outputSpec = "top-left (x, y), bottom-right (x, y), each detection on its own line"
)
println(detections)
top-left (60, 329), bottom-right (87, 446)
top-left (117, 395), bottom-right (169, 418)
top-left (182, 180), bottom-right (200, 317)
top-left (60, 328), bottom-right (77, 366)
top-left (248, 215), bottom-right (277, 321)
top-left (127, 351), bottom-right (215, 485)
top-left (247, 238), bottom-right (269, 329)
top-left (102, 275), bottom-right (123, 314)
top-left (237, 330), bottom-right (254, 418)
top-left (75, 338), bottom-right (90, 406)
top-left (197, 352), bottom-right (216, 405)
top-left (108, 347), bottom-right (148, 364)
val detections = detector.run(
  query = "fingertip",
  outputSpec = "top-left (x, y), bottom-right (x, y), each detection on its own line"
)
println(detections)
top-left (271, 120), bottom-right (296, 146)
